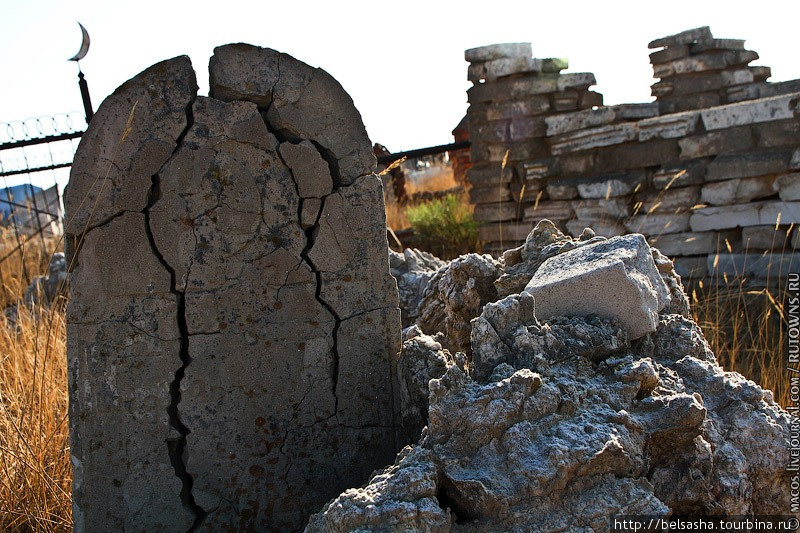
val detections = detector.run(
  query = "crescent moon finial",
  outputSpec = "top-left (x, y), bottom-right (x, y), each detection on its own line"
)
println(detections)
top-left (68, 22), bottom-right (90, 62)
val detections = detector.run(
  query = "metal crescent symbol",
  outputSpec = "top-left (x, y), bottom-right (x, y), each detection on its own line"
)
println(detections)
top-left (68, 22), bottom-right (90, 62)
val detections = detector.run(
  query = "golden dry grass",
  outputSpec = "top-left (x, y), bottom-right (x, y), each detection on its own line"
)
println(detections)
top-left (0, 231), bottom-right (71, 532)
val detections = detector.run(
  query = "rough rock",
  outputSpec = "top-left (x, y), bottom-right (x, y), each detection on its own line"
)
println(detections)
top-left (389, 248), bottom-right (447, 327)
top-left (210, 43), bottom-right (376, 183)
top-left (495, 219), bottom-right (604, 298)
top-left (307, 286), bottom-right (793, 531)
top-left (66, 47), bottom-right (401, 532)
top-left (417, 253), bottom-right (501, 355)
top-left (524, 234), bottom-right (671, 340)
top-left (396, 326), bottom-right (462, 441)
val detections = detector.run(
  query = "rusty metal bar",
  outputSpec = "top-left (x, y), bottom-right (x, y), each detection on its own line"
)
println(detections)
top-left (376, 141), bottom-right (471, 165)
top-left (0, 162), bottom-right (73, 178)
top-left (0, 131), bottom-right (84, 151)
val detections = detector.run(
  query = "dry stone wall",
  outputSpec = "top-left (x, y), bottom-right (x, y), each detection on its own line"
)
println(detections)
top-left (465, 28), bottom-right (800, 286)
top-left (65, 46), bottom-right (402, 532)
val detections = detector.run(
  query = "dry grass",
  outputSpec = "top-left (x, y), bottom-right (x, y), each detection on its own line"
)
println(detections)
top-left (384, 162), bottom-right (462, 231)
top-left (0, 231), bottom-right (71, 532)
top-left (691, 280), bottom-right (789, 406)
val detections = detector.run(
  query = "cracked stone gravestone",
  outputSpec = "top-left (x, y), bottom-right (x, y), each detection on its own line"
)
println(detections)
top-left (65, 45), bottom-right (402, 532)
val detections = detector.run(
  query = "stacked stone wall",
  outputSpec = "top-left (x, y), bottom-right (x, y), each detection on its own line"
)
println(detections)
top-left (465, 28), bottom-right (800, 285)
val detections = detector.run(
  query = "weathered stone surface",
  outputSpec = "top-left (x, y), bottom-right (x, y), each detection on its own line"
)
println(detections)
top-left (468, 184), bottom-right (512, 204)
top-left (626, 213), bottom-right (691, 236)
top-left (690, 201), bottom-right (800, 231)
top-left (468, 56), bottom-right (543, 82)
top-left (64, 56), bottom-right (197, 236)
top-left (68, 48), bottom-right (401, 533)
top-left (700, 175), bottom-right (776, 205)
top-left (566, 218), bottom-right (627, 238)
top-left (678, 126), bottom-right (755, 159)
top-left (390, 248), bottom-right (446, 328)
top-left (546, 181), bottom-right (578, 199)
top-left (466, 162), bottom-right (514, 187)
top-left (652, 161), bottom-right (707, 189)
top-left (550, 123), bottom-right (637, 155)
top-left (545, 106), bottom-right (616, 136)
top-left (649, 26), bottom-right (713, 49)
top-left (653, 51), bottom-right (758, 79)
top-left (497, 220), bottom-right (604, 298)
top-left (650, 230), bottom-right (736, 257)
top-left (279, 140), bottom-right (333, 197)
top-left (473, 201), bottom-right (520, 222)
top-left (396, 327), bottom-right (460, 440)
top-left (523, 200), bottom-right (574, 221)
top-left (637, 185), bottom-right (700, 215)
top-left (465, 43), bottom-right (532, 63)
top-left (705, 149), bottom-right (792, 181)
top-left (467, 76), bottom-right (559, 103)
top-left (469, 97), bottom-right (550, 122)
top-left (524, 234), bottom-right (670, 339)
top-left (774, 173), bottom-right (800, 201)
top-left (700, 93), bottom-right (798, 131)
top-left (741, 225), bottom-right (793, 250)
top-left (572, 198), bottom-right (629, 219)
top-left (417, 254), bottom-right (501, 355)
top-left (673, 256), bottom-right (709, 279)
top-left (210, 44), bottom-right (376, 183)
top-left (557, 72), bottom-right (596, 91)
top-left (576, 171), bottom-right (644, 199)
top-left (67, 213), bottom-right (192, 532)
top-left (308, 281), bottom-right (793, 531)
top-left (638, 111), bottom-right (700, 141)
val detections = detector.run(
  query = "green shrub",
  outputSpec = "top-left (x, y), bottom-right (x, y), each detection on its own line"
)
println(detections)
top-left (406, 193), bottom-right (479, 259)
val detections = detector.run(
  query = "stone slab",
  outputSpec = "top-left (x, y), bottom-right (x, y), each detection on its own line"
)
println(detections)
top-left (469, 56), bottom-right (543, 82)
top-left (637, 185), bottom-right (700, 215)
top-left (673, 256), bottom-right (708, 279)
top-left (690, 201), bottom-right (800, 231)
top-left (649, 26), bottom-right (713, 49)
top-left (700, 93), bottom-right (799, 131)
top-left (469, 185), bottom-right (513, 204)
top-left (523, 200), bottom-right (574, 221)
top-left (638, 111), bottom-right (701, 141)
top-left (678, 126), bottom-right (755, 160)
top-left (700, 175), bottom-right (777, 205)
top-left (546, 181), bottom-right (578, 200)
top-left (467, 76), bottom-right (559, 104)
top-left (705, 150), bottom-right (792, 182)
top-left (465, 43), bottom-right (532, 63)
top-left (625, 213), bottom-right (691, 236)
top-left (550, 123), bottom-right (637, 155)
top-left (576, 171), bottom-right (645, 199)
top-left (524, 234), bottom-right (671, 339)
top-left (565, 218), bottom-right (627, 238)
top-left (653, 51), bottom-right (758, 79)
top-left (473, 201), bottom-right (521, 222)
top-left (557, 72), bottom-right (597, 91)
top-left (742, 225), bottom-right (794, 251)
top-left (545, 107), bottom-right (616, 136)
top-left (652, 161), bottom-right (707, 189)
top-left (572, 198), bottom-right (629, 220)
top-left (650, 230), bottom-right (737, 257)
top-left (774, 173), bottom-right (800, 201)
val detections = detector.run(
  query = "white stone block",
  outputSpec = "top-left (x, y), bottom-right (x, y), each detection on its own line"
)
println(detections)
top-left (524, 234), bottom-right (670, 339)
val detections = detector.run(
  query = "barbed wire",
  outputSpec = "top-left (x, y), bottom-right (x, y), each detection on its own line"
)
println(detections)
top-left (0, 112), bottom-right (87, 144)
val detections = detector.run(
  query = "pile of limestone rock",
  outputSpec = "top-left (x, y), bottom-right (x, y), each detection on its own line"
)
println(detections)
top-left (311, 220), bottom-right (794, 531)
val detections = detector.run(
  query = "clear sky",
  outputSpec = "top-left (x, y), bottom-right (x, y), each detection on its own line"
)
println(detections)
top-left (2, 0), bottom-right (799, 157)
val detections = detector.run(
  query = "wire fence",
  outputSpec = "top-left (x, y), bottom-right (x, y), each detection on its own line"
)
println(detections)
top-left (0, 112), bottom-right (85, 286)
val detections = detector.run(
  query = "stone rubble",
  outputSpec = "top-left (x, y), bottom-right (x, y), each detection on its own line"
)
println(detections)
top-left (309, 223), bottom-right (793, 531)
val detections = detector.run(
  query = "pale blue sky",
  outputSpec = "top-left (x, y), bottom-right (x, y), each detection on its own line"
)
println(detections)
top-left (2, 0), bottom-right (799, 156)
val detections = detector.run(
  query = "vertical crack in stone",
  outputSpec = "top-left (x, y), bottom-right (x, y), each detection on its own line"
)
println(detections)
top-left (140, 102), bottom-right (207, 531)
top-left (143, 174), bottom-right (207, 531)
top-left (273, 137), bottom-right (342, 412)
